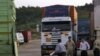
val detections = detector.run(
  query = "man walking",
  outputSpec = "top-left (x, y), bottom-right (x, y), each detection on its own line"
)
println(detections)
top-left (79, 38), bottom-right (90, 56)
top-left (55, 39), bottom-right (66, 56)
top-left (66, 36), bottom-right (75, 56)
top-left (93, 39), bottom-right (100, 56)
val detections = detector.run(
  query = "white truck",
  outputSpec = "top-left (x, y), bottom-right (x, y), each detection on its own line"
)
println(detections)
top-left (39, 5), bottom-right (78, 56)
top-left (93, 0), bottom-right (100, 53)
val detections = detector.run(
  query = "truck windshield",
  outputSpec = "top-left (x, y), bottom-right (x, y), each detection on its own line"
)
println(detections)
top-left (42, 21), bottom-right (71, 32)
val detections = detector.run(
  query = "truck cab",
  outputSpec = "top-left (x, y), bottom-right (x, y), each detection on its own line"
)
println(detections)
top-left (40, 17), bottom-right (77, 56)
top-left (39, 5), bottom-right (78, 56)
top-left (41, 17), bottom-right (72, 45)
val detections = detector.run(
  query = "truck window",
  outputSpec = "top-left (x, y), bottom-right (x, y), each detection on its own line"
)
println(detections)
top-left (42, 21), bottom-right (71, 32)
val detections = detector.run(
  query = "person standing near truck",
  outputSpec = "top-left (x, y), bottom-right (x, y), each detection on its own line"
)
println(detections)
top-left (93, 39), bottom-right (100, 56)
top-left (79, 38), bottom-right (90, 56)
top-left (55, 39), bottom-right (66, 56)
top-left (66, 36), bottom-right (75, 56)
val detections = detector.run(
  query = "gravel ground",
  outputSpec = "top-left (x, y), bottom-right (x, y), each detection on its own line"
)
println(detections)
top-left (18, 40), bottom-right (41, 56)
top-left (18, 40), bottom-right (93, 56)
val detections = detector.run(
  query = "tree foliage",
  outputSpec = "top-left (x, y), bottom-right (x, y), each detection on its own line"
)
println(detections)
top-left (77, 3), bottom-right (94, 19)
top-left (16, 6), bottom-right (42, 31)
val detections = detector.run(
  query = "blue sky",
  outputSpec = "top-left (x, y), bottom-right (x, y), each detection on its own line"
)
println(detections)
top-left (14, 0), bottom-right (93, 8)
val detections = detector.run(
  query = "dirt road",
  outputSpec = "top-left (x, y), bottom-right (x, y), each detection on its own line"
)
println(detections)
top-left (18, 40), bottom-right (93, 56)
top-left (18, 40), bottom-right (41, 56)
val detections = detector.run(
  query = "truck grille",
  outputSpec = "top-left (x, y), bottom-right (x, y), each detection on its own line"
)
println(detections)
top-left (51, 32), bottom-right (61, 45)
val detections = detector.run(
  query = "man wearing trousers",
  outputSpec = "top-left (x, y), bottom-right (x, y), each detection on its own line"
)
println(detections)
top-left (79, 39), bottom-right (90, 56)
top-left (66, 36), bottom-right (75, 56)
top-left (55, 39), bottom-right (66, 56)
top-left (93, 39), bottom-right (100, 56)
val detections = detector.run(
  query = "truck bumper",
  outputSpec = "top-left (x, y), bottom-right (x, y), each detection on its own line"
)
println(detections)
top-left (41, 45), bottom-right (56, 56)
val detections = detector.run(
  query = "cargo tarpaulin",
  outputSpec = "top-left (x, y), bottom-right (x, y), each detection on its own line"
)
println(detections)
top-left (43, 5), bottom-right (69, 17)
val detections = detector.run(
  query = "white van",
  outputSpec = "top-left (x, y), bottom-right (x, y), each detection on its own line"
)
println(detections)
top-left (16, 32), bottom-right (24, 44)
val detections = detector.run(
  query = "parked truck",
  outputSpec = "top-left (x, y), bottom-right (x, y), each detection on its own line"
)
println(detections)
top-left (0, 0), bottom-right (18, 56)
top-left (39, 5), bottom-right (78, 56)
top-left (93, 0), bottom-right (100, 54)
